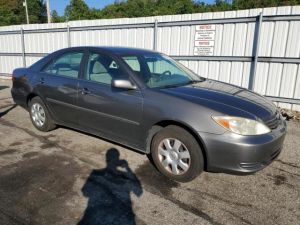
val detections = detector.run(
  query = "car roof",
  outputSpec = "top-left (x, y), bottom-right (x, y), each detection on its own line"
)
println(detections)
top-left (62, 46), bottom-right (158, 55)
top-left (29, 46), bottom-right (160, 71)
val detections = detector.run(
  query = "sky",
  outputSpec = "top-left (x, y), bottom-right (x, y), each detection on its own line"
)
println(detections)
top-left (51, 0), bottom-right (215, 16)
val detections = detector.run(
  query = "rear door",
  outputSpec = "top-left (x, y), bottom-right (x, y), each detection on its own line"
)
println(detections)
top-left (76, 51), bottom-right (143, 147)
top-left (35, 50), bottom-right (85, 125)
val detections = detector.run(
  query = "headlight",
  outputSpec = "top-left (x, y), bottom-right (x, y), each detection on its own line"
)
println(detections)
top-left (212, 116), bottom-right (271, 135)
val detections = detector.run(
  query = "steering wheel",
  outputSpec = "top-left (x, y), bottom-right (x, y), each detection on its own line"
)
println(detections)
top-left (150, 70), bottom-right (172, 83)
top-left (162, 70), bottom-right (172, 76)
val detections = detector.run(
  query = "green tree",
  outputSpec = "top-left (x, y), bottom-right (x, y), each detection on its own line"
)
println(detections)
top-left (65, 0), bottom-right (91, 21)
top-left (2, 0), bottom-right (300, 26)
top-left (27, 0), bottom-right (47, 23)
top-left (51, 10), bottom-right (65, 23)
top-left (99, 0), bottom-right (197, 18)
top-left (194, 1), bottom-right (209, 13)
top-left (0, 0), bottom-right (46, 26)
top-left (152, 0), bottom-right (195, 15)
top-left (0, 0), bottom-right (25, 26)
top-left (173, 0), bottom-right (196, 14)
top-left (232, 0), bottom-right (299, 9)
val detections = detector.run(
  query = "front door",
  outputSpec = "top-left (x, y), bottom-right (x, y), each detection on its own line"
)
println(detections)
top-left (76, 51), bottom-right (143, 147)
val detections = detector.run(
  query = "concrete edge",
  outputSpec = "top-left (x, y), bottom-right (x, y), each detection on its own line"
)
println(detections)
top-left (0, 75), bottom-right (12, 80)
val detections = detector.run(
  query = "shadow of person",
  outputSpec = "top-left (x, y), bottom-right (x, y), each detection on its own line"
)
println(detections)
top-left (78, 148), bottom-right (143, 225)
top-left (0, 104), bottom-right (16, 118)
top-left (0, 85), bottom-right (9, 91)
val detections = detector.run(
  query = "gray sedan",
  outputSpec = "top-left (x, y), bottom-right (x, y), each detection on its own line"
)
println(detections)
top-left (11, 46), bottom-right (287, 182)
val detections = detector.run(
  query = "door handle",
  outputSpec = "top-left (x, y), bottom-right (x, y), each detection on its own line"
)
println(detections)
top-left (80, 88), bottom-right (91, 95)
top-left (39, 78), bottom-right (45, 84)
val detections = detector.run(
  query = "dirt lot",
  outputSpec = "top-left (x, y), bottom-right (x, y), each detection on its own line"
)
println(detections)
top-left (0, 79), bottom-right (299, 225)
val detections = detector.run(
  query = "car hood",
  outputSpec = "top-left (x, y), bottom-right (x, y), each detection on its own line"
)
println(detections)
top-left (159, 79), bottom-right (277, 121)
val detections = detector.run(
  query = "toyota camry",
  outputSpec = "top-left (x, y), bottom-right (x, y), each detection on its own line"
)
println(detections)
top-left (11, 47), bottom-right (287, 182)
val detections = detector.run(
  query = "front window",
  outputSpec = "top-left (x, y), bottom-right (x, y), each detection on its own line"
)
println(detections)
top-left (121, 53), bottom-right (201, 88)
top-left (85, 53), bottom-right (126, 85)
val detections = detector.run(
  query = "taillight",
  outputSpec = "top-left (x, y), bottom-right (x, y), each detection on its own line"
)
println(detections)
top-left (20, 75), bottom-right (27, 82)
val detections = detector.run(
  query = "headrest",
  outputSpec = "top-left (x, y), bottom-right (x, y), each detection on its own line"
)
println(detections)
top-left (92, 61), bottom-right (108, 74)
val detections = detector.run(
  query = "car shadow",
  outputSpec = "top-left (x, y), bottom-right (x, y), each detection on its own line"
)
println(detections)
top-left (0, 104), bottom-right (17, 118)
top-left (58, 125), bottom-right (145, 156)
top-left (78, 148), bottom-right (143, 225)
top-left (0, 85), bottom-right (9, 91)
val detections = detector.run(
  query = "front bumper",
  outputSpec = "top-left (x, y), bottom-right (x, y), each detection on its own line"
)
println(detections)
top-left (199, 120), bottom-right (287, 174)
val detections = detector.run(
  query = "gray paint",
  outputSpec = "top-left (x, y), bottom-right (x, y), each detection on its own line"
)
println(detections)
top-left (11, 47), bottom-right (287, 174)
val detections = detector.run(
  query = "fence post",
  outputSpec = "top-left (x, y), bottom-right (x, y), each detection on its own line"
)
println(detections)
top-left (20, 28), bottom-right (26, 67)
top-left (153, 19), bottom-right (158, 51)
top-left (248, 12), bottom-right (263, 90)
top-left (67, 25), bottom-right (71, 47)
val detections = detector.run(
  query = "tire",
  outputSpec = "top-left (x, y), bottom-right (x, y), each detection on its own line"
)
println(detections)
top-left (29, 96), bottom-right (56, 132)
top-left (150, 125), bottom-right (204, 182)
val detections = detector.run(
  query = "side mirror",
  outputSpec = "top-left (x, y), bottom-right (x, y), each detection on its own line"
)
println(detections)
top-left (112, 79), bottom-right (137, 90)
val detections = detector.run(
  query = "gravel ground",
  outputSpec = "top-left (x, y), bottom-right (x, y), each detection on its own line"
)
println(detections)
top-left (0, 79), bottom-right (299, 225)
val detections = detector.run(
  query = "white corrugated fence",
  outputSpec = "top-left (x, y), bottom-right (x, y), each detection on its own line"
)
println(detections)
top-left (0, 6), bottom-right (299, 110)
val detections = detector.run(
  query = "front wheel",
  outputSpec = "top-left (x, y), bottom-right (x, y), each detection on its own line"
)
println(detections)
top-left (29, 96), bottom-right (56, 132)
top-left (150, 125), bottom-right (204, 182)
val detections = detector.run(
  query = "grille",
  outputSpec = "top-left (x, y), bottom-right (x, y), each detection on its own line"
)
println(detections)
top-left (264, 112), bottom-right (280, 130)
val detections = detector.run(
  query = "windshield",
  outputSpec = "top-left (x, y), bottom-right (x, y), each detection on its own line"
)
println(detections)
top-left (121, 53), bottom-right (202, 88)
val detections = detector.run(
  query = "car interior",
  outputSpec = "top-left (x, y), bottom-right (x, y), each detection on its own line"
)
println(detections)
top-left (89, 60), bottom-right (112, 84)
top-left (87, 55), bottom-right (125, 84)
top-left (43, 52), bottom-right (83, 78)
top-left (53, 63), bottom-right (80, 78)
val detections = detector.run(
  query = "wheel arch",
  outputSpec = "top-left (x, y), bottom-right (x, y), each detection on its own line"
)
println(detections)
top-left (146, 120), bottom-right (208, 170)
top-left (26, 93), bottom-right (55, 122)
top-left (27, 92), bottom-right (49, 109)
top-left (26, 93), bottom-right (39, 107)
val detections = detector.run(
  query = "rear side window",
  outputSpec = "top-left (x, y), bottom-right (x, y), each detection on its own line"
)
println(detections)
top-left (43, 52), bottom-right (84, 78)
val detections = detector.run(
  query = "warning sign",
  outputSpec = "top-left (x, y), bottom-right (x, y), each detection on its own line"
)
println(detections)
top-left (195, 31), bottom-right (215, 41)
top-left (194, 40), bottom-right (214, 47)
top-left (194, 25), bottom-right (216, 56)
top-left (195, 25), bottom-right (216, 31)
top-left (194, 46), bottom-right (214, 56)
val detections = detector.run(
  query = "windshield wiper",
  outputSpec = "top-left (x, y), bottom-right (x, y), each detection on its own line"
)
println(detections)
top-left (158, 78), bottom-right (206, 89)
top-left (187, 78), bottom-right (206, 84)
top-left (159, 83), bottom-right (187, 89)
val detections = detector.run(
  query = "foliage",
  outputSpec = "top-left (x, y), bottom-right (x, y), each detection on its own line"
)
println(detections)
top-left (65, 0), bottom-right (91, 21)
top-left (51, 10), bottom-right (65, 23)
top-left (27, 0), bottom-right (47, 23)
top-left (0, 0), bottom-right (25, 26)
top-left (0, 0), bottom-right (46, 26)
top-left (232, 0), bottom-right (300, 9)
top-left (1, 0), bottom-right (300, 26)
top-left (66, 0), bottom-right (300, 21)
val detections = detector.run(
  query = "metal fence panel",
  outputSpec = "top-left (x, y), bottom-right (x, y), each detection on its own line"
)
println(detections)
top-left (0, 34), bottom-right (21, 53)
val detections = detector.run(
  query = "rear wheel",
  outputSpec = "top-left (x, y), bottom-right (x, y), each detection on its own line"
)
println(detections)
top-left (29, 96), bottom-right (56, 132)
top-left (150, 125), bottom-right (204, 182)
